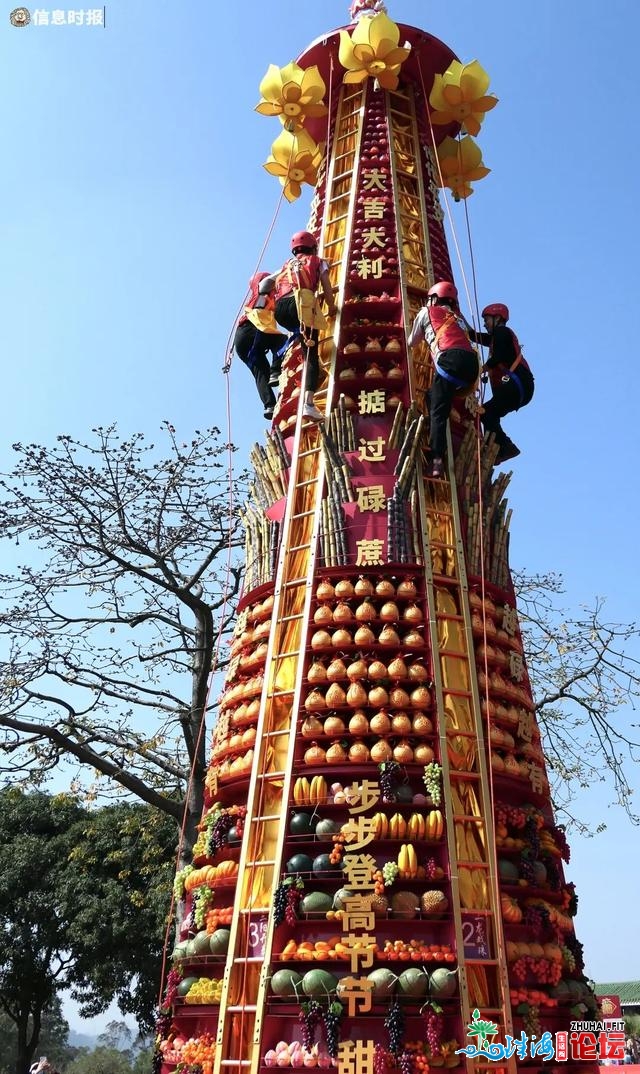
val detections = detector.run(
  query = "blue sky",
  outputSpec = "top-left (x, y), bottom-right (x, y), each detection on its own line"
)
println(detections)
top-left (2, 0), bottom-right (639, 1026)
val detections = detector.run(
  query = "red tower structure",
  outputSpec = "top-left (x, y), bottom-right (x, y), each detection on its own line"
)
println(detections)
top-left (155, 6), bottom-right (603, 1074)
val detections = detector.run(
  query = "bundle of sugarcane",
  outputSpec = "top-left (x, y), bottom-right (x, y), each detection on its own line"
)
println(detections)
top-left (270, 426), bottom-right (291, 469)
top-left (249, 478), bottom-right (269, 512)
top-left (249, 444), bottom-right (279, 506)
top-left (491, 503), bottom-right (512, 588)
top-left (331, 486), bottom-right (348, 565)
top-left (410, 487), bottom-right (423, 564)
top-left (395, 415), bottom-right (426, 500)
top-left (318, 501), bottom-right (327, 567)
top-left (388, 399), bottom-right (405, 448)
top-left (387, 489), bottom-right (411, 563)
top-left (481, 472), bottom-right (511, 579)
top-left (259, 512), bottom-right (271, 587)
top-left (263, 436), bottom-right (288, 498)
top-left (269, 518), bottom-right (280, 579)
top-left (241, 506), bottom-right (259, 591)
top-left (329, 394), bottom-right (356, 454)
top-left (319, 425), bottom-right (354, 503)
top-left (320, 495), bottom-right (340, 567)
top-left (466, 500), bottom-right (481, 577)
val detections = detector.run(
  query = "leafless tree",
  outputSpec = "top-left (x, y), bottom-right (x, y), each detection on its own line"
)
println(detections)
top-left (0, 423), bottom-right (247, 862)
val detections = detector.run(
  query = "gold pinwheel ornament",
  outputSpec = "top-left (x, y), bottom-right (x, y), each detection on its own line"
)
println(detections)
top-left (429, 60), bottom-right (497, 137)
top-left (338, 11), bottom-right (411, 91)
top-left (263, 128), bottom-right (324, 203)
top-left (256, 61), bottom-right (328, 133)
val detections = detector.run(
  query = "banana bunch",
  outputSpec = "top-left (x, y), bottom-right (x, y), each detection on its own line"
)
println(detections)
top-left (538, 829), bottom-right (561, 858)
top-left (371, 812), bottom-right (389, 839)
top-left (292, 775), bottom-right (328, 805)
top-left (398, 843), bottom-right (418, 878)
top-left (389, 813), bottom-right (407, 839)
top-left (426, 809), bottom-right (444, 840)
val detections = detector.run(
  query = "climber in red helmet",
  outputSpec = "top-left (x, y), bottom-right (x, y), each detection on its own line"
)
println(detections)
top-left (466, 302), bottom-right (535, 464)
top-left (408, 281), bottom-right (479, 479)
top-left (259, 231), bottom-right (337, 423)
top-left (233, 271), bottom-right (287, 421)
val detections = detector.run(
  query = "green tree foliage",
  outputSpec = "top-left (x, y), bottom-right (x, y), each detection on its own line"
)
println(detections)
top-left (0, 424), bottom-right (247, 860)
top-left (0, 791), bottom-right (175, 1073)
top-left (0, 998), bottom-right (79, 1074)
top-left (64, 804), bottom-right (176, 1028)
top-left (64, 1047), bottom-right (136, 1074)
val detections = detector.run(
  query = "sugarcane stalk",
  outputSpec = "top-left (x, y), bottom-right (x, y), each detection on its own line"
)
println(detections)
top-left (388, 401), bottom-right (405, 449)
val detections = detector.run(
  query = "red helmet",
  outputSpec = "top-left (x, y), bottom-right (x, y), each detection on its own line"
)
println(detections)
top-left (482, 302), bottom-right (509, 321)
top-left (428, 281), bottom-right (458, 301)
top-left (291, 230), bottom-right (317, 252)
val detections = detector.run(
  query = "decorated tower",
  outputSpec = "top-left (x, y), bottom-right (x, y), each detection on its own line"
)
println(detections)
top-left (156, 5), bottom-right (603, 1074)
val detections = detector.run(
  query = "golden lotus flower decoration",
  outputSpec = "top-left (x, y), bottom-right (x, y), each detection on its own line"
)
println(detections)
top-left (437, 136), bottom-right (490, 200)
top-left (256, 62), bottom-right (328, 133)
top-left (429, 60), bottom-right (497, 137)
top-left (338, 11), bottom-right (411, 91)
top-left (263, 129), bottom-right (324, 203)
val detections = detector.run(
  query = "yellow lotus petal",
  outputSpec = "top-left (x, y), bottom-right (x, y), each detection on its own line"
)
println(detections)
top-left (299, 65), bottom-right (326, 102)
top-left (279, 60), bottom-right (304, 87)
top-left (380, 44), bottom-right (410, 65)
top-left (353, 42), bottom-right (375, 63)
top-left (462, 115), bottom-right (481, 137)
top-left (283, 179), bottom-right (302, 202)
top-left (338, 29), bottom-right (360, 70)
top-left (263, 158), bottom-right (287, 178)
top-left (259, 64), bottom-right (285, 101)
top-left (443, 60), bottom-right (464, 83)
top-left (430, 108), bottom-right (455, 127)
top-left (255, 101), bottom-right (283, 118)
top-left (460, 60), bottom-right (490, 96)
top-left (474, 95), bottom-right (498, 114)
top-left (298, 102), bottom-right (328, 118)
top-left (366, 12), bottom-right (401, 52)
top-left (343, 68), bottom-right (370, 83)
top-left (466, 166), bottom-right (490, 181)
top-left (429, 74), bottom-right (448, 112)
top-left (375, 66), bottom-right (400, 91)
top-left (442, 83), bottom-right (463, 106)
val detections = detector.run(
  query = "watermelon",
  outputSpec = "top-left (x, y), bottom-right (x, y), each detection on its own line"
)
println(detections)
top-left (209, 928), bottom-right (231, 955)
top-left (302, 969), bottom-right (339, 997)
top-left (227, 825), bottom-right (242, 845)
top-left (300, 891), bottom-right (333, 914)
top-left (315, 818), bottom-right (340, 838)
top-left (332, 888), bottom-right (355, 910)
top-left (286, 853), bottom-right (314, 873)
top-left (270, 968), bottom-right (303, 997)
top-left (186, 938), bottom-right (199, 957)
top-left (395, 785), bottom-right (414, 804)
top-left (172, 941), bottom-right (188, 961)
top-left (289, 812), bottom-right (314, 836)
top-left (176, 976), bottom-right (198, 997)
top-left (193, 931), bottom-right (212, 955)
top-left (397, 967), bottom-right (429, 999)
top-left (531, 860), bottom-right (547, 885)
top-left (312, 853), bottom-right (333, 874)
top-left (497, 859), bottom-right (519, 883)
top-left (429, 968), bottom-right (457, 998)
top-left (367, 968), bottom-right (397, 998)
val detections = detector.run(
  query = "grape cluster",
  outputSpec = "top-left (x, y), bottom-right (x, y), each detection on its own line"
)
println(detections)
top-left (399, 1049), bottom-right (413, 1074)
top-left (424, 1002), bottom-right (443, 1055)
top-left (424, 856), bottom-right (439, 881)
top-left (523, 902), bottom-right (550, 936)
top-left (285, 884), bottom-right (303, 926)
top-left (379, 761), bottom-right (402, 802)
top-left (299, 999), bottom-right (322, 1049)
top-left (563, 933), bottom-right (585, 971)
top-left (422, 762), bottom-right (442, 805)
top-left (551, 824), bottom-right (570, 862)
top-left (274, 882), bottom-right (289, 926)
top-left (546, 860), bottom-right (561, 891)
top-left (322, 1001), bottom-right (344, 1059)
top-left (565, 882), bottom-right (578, 916)
top-left (151, 1050), bottom-right (163, 1074)
top-left (384, 997), bottom-right (405, 1055)
top-left (162, 967), bottom-right (184, 1012)
top-left (194, 887), bottom-right (213, 929)
top-left (207, 810), bottom-right (236, 854)
top-left (382, 861), bottom-right (399, 887)
top-left (519, 853), bottom-right (535, 884)
top-left (524, 816), bottom-right (540, 860)
top-left (373, 1043), bottom-right (392, 1074)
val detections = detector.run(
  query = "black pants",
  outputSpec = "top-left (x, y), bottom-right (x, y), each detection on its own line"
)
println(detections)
top-left (430, 348), bottom-right (479, 457)
top-left (234, 323), bottom-right (286, 410)
top-left (275, 294), bottom-right (319, 393)
top-left (482, 369), bottom-right (535, 449)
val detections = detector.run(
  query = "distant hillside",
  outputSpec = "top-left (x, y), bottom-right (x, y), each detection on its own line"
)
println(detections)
top-left (68, 1029), bottom-right (97, 1050)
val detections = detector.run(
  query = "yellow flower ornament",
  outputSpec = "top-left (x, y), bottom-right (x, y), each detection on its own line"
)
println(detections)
top-left (437, 136), bottom-right (490, 200)
top-left (256, 62), bottom-right (328, 133)
top-left (338, 11), bottom-right (411, 91)
top-left (263, 129), bottom-right (324, 203)
top-left (429, 60), bottom-right (497, 137)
